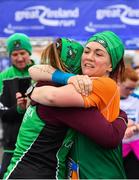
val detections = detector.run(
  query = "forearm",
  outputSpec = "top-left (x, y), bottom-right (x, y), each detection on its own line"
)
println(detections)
top-left (31, 86), bottom-right (60, 106)
top-left (31, 85), bottom-right (84, 107)
top-left (29, 65), bottom-right (55, 82)
top-left (29, 65), bottom-right (75, 85)
top-left (51, 107), bottom-right (127, 148)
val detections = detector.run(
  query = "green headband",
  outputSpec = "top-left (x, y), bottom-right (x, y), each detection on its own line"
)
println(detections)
top-left (60, 38), bottom-right (83, 74)
top-left (87, 31), bottom-right (124, 70)
top-left (6, 33), bottom-right (32, 55)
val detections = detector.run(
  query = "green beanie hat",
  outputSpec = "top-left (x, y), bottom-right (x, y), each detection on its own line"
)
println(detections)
top-left (87, 31), bottom-right (124, 70)
top-left (6, 33), bottom-right (32, 55)
top-left (60, 38), bottom-right (83, 74)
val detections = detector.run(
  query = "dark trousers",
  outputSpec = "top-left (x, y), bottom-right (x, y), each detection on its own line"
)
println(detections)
top-left (123, 151), bottom-right (139, 179)
top-left (0, 152), bottom-right (13, 178)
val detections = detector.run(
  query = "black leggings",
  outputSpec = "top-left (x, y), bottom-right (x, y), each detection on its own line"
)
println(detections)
top-left (123, 151), bottom-right (139, 179)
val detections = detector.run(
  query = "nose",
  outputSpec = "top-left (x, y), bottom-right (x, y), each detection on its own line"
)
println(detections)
top-left (86, 52), bottom-right (95, 62)
top-left (17, 54), bottom-right (23, 61)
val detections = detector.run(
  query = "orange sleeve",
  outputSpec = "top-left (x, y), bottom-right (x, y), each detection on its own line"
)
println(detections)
top-left (82, 77), bottom-right (120, 122)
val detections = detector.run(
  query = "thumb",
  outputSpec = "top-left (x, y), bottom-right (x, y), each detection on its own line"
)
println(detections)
top-left (16, 92), bottom-right (22, 99)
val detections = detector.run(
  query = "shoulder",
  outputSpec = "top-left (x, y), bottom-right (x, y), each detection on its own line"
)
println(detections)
top-left (0, 66), bottom-right (15, 80)
top-left (92, 77), bottom-right (118, 98)
top-left (0, 66), bottom-right (11, 76)
top-left (94, 77), bottom-right (117, 88)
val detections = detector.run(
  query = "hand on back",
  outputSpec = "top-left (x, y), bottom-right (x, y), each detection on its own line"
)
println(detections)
top-left (68, 75), bottom-right (92, 96)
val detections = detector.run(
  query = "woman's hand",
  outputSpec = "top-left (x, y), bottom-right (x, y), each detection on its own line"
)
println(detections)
top-left (68, 75), bottom-right (92, 96)
top-left (36, 64), bottom-right (56, 74)
top-left (124, 123), bottom-right (138, 139)
top-left (16, 92), bottom-right (27, 111)
top-left (127, 119), bottom-right (135, 127)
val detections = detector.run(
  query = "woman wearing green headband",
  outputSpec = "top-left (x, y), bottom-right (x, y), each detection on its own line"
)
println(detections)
top-left (30, 31), bottom-right (125, 123)
top-left (4, 35), bottom-right (127, 179)
top-left (28, 31), bottom-right (126, 178)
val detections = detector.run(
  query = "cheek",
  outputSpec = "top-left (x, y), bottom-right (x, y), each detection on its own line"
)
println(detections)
top-left (11, 58), bottom-right (16, 65)
top-left (81, 54), bottom-right (85, 62)
top-left (95, 61), bottom-right (105, 68)
top-left (24, 54), bottom-right (29, 59)
top-left (81, 57), bottom-right (84, 68)
top-left (81, 61), bottom-right (83, 69)
top-left (24, 55), bottom-right (30, 62)
top-left (96, 60), bottom-right (109, 69)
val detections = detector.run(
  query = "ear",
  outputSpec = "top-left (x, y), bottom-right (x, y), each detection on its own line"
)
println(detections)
top-left (107, 65), bottom-right (112, 73)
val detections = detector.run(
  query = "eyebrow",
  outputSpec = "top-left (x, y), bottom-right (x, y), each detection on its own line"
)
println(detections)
top-left (84, 46), bottom-right (90, 50)
top-left (85, 46), bottom-right (106, 53)
top-left (85, 47), bottom-right (107, 56)
top-left (95, 48), bottom-right (107, 54)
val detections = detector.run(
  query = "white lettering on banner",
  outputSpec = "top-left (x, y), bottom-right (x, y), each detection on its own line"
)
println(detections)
top-left (3, 24), bottom-right (45, 34)
top-left (15, 5), bottom-right (79, 27)
top-left (84, 21), bottom-right (126, 33)
top-left (96, 4), bottom-right (139, 25)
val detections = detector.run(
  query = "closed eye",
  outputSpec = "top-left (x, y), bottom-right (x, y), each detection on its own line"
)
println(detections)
top-left (84, 47), bottom-right (90, 54)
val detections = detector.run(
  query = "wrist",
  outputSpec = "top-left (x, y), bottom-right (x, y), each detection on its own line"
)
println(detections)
top-left (26, 83), bottom-right (36, 100)
top-left (52, 69), bottom-right (75, 85)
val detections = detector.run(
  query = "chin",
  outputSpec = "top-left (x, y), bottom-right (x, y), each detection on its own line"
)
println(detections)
top-left (82, 69), bottom-right (91, 76)
top-left (17, 65), bottom-right (26, 70)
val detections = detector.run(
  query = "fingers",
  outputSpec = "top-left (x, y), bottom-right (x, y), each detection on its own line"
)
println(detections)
top-left (16, 92), bottom-right (22, 99)
top-left (77, 75), bottom-right (85, 95)
top-left (124, 125), bottom-right (138, 139)
top-left (68, 75), bottom-right (92, 96)
top-left (16, 92), bottom-right (27, 109)
top-left (76, 75), bottom-right (92, 96)
top-left (128, 119), bottom-right (135, 127)
top-left (84, 75), bottom-right (92, 95)
top-left (133, 125), bottom-right (138, 134)
top-left (68, 75), bottom-right (81, 94)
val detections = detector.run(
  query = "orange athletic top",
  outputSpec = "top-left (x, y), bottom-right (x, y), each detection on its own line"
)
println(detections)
top-left (82, 77), bottom-right (120, 122)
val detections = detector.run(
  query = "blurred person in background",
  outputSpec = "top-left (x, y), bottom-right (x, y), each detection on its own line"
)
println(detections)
top-left (119, 65), bottom-right (139, 178)
top-left (132, 64), bottom-right (139, 95)
top-left (0, 33), bottom-right (35, 177)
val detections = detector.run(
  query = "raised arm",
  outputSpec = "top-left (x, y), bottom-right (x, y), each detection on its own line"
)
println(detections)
top-left (29, 65), bottom-right (92, 107)
top-left (30, 77), bottom-right (116, 110)
top-left (29, 65), bottom-right (92, 96)
top-left (29, 64), bottom-right (56, 82)
top-left (29, 65), bottom-right (85, 107)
